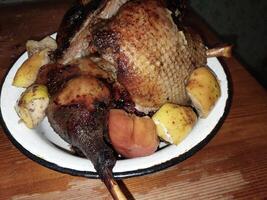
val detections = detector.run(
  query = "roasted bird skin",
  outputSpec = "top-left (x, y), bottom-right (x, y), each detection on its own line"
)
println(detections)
top-left (92, 0), bottom-right (206, 112)
top-left (56, 0), bottom-right (128, 64)
top-left (46, 75), bottom-right (116, 179)
top-left (47, 103), bottom-right (116, 179)
top-left (55, 0), bottom-right (206, 113)
top-left (55, 0), bottom-right (103, 64)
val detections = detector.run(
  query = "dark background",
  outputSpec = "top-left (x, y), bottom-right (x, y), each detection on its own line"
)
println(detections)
top-left (1, 0), bottom-right (267, 88)
top-left (191, 0), bottom-right (267, 89)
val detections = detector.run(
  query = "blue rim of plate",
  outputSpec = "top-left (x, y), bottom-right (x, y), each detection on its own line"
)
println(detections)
top-left (0, 54), bottom-right (232, 179)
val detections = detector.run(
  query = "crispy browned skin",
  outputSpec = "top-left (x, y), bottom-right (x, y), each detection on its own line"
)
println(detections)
top-left (55, 0), bottom-right (207, 112)
top-left (46, 75), bottom-right (116, 179)
top-left (92, 0), bottom-right (207, 112)
top-left (56, 1), bottom-right (102, 64)
top-left (56, 0), bottom-right (129, 65)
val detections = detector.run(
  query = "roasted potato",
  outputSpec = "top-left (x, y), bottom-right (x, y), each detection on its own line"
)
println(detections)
top-left (152, 103), bottom-right (197, 145)
top-left (15, 84), bottom-right (49, 128)
top-left (12, 49), bottom-right (51, 88)
top-left (186, 67), bottom-right (221, 118)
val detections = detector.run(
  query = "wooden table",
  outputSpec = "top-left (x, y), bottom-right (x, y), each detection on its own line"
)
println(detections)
top-left (1, 2), bottom-right (267, 200)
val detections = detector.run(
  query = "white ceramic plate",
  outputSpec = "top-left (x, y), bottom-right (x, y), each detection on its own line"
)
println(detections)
top-left (0, 42), bottom-right (231, 178)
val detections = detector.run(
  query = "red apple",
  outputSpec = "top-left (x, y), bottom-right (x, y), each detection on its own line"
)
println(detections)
top-left (108, 109), bottom-right (159, 158)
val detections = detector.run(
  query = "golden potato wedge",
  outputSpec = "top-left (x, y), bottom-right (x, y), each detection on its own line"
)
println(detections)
top-left (12, 49), bottom-right (50, 88)
top-left (152, 103), bottom-right (197, 145)
top-left (15, 84), bottom-right (49, 128)
top-left (186, 67), bottom-right (221, 118)
top-left (26, 36), bottom-right (57, 57)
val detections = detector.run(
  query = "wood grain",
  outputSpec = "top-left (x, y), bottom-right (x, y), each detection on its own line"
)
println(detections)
top-left (0, 2), bottom-right (267, 200)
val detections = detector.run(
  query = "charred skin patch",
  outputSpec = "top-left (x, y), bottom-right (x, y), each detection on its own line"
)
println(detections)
top-left (35, 63), bottom-right (62, 85)
top-left (92, 28), bottom-right (120, 55)
top-left (55, 4), bottom-right (87, 57)
top-left (116, 53), bottom-right (131, 83)
top-left (45, 73), bottom-right (116, 178)
top-left (47, 102), bottom-right (116, 177)
top-left (48, 65), bottom-right (80, 95)
top-left (55, 0), bottom-right (105, 59)
top-left (36, 63), bottom-right (81, 96)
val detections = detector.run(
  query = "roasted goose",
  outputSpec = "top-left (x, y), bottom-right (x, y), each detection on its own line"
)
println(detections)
top-left (13, 0), bottom-right (231, 199)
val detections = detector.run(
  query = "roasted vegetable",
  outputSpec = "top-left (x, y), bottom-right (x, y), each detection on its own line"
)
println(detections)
top-left (152, 103), bottom-right (197, 145)
top-left (15, 84), bottom-right (49, 128)
top-left (186, 67), bottom-right (221, 118)
top-left (13, 49), bottom-right (51, 88)
top-left (108, 109), bottom-right (159, 158)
